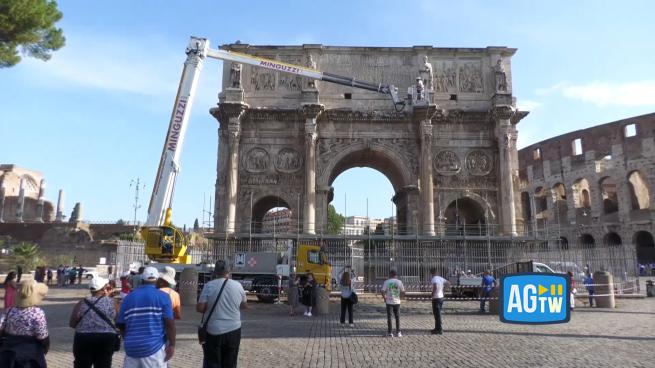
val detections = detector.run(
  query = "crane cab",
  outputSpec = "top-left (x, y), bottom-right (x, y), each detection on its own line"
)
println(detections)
top-left (142, 225), bottom-right (191, 264)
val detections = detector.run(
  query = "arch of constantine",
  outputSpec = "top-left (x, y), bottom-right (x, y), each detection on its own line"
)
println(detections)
top-left (210, 44), bottom-right (527, 236)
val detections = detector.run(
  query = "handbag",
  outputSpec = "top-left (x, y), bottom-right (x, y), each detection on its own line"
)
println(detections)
top-left (198, 278), bottom-right (228, 345)
top-left (349, 286), bottom-right (358, 305)
top-left (83, 298), bottom-right (121, 352)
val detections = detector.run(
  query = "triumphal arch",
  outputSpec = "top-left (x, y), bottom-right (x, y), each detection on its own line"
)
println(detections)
top-left (211, 44), bottom-right (527, 236)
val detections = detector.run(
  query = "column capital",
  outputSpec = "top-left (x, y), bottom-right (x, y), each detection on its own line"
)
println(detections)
top-left (301, 103), bottom-right (325, 120)
top-left (211, 102), bottom-right (248, 125)
top-left (412, 103), bottom-right (441, 121)
top-left (492, 105), bottom-right (515, 122)
top-left (420, 119), bottom-right (433, 140)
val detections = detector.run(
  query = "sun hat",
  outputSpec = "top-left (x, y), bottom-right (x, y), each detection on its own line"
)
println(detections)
top-left (160, 266), bottom-right (176, 286)
top-left (142, 266), bottom-right (159, 281)
top-left (16, 280), bottom-right (48, 308)
top-left (89, 276), bottom-right (109, 291)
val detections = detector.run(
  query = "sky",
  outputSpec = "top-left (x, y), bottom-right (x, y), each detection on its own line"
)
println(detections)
top-left (2, 0), bottom-right (654, 227)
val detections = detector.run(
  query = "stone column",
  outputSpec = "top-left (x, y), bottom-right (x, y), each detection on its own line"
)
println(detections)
top-left (212, 102), bottom-right (248, 234)
top-left (414, 105), bottom-right (438, 236)
top-left (494, 106), bottom-right (517, 235)
top-left (419, 119), bottom-right (435, 235)
top-left (0, 185), bottom-right (5, 223)
top-left (36, 179), bottom-right (46, 222)
top-left (55, 189), bottom-right (65, 222)
top-left (16, 177), bottom-right (25, 223)
top-left (302, 104), bottom-right (324, 234)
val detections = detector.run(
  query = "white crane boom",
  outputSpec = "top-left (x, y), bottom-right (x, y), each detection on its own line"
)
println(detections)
top-left (146, 36), bottom-right (405, 228)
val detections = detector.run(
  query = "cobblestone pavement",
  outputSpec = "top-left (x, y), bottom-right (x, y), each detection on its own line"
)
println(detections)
top-left (8, 283), bottom-right (654, 368)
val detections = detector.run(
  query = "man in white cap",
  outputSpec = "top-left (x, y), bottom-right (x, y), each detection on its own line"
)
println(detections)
top-left (117, 266), bottom-right (176, 367)
top-left (157, 266), bottom-right (181, 319)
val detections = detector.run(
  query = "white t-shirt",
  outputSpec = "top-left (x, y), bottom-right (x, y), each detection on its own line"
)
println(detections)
top-left (381, 278), bottom-right (405, 305)
top-left (431, 275), bottom-right (447, 299)
top-left (199, 278), bottom-right (247, 335)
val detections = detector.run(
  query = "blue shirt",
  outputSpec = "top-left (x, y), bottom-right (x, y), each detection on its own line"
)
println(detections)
top-left (482, 275), bottom-right (495, 292)
top-left (116, 284), bottom-right (173, 358)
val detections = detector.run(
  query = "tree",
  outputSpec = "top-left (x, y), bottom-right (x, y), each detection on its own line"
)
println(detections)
top-left (0, 0), bottom-right (66, 68)
top-left (11, 242), bottom-right (45, 271)
top-left (327, 204), bottom-right (344, 234)
top-left (193, 218), bottom-right (200, 232)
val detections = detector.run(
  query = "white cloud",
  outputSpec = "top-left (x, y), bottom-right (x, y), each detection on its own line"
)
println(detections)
top-left (517, 99), bottom-right (542, 111)
top-left (536, 80), bottom-right (655, 107)
top-left (21, 34), bottom-right (182, 96)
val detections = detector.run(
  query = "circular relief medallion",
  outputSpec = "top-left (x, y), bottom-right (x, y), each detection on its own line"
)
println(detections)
top-left (243, 148), bottom-right (270, 173)
top-left (274, 148), bottom-right (303, 173)
top-left (434, 150), bottom-right (461, 175)
top-left (465, 150), bottom-right (492, 176)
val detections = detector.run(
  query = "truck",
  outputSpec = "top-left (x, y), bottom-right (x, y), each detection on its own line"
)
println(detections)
top-left (140, 36), bottom-right (414, 265)
top-left (449, 261), bottom-right (558, 297)
top-left (230, 242), bottom-right (332, 302)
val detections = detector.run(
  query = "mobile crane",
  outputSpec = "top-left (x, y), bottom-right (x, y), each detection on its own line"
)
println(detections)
top-left (142, 36), bottom-right (410, 263)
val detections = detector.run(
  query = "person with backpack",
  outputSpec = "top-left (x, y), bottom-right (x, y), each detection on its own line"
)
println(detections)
top-left (69, 277), bottom-right (119, 368)
top-left (339, 272), bottom-right (355, 326)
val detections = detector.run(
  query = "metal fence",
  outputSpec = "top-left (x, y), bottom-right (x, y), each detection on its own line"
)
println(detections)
top-left (116, 234), bottom-right (640, 293)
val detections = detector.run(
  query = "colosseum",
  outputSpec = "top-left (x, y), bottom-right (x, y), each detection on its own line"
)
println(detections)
top-left (518, 112), bottom-right (655, 266)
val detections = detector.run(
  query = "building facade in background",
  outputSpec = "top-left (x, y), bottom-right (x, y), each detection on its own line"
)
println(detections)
top-left (0, 165), bottom-right (54, 223)
top-left (518, 113), bottom-right (655, 264)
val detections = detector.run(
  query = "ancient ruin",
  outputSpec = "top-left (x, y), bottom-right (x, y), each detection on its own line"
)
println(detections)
top-left (211, 44), bottom-right (527, 236)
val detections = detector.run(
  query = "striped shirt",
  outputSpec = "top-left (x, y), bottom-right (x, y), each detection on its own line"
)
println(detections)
top-left (116, 284), bottom-right (173, 358)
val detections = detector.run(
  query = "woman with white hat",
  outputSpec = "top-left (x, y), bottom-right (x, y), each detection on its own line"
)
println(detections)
top-left (69, 276), bottom-right (119, 368)
top-left (157, 266), bottom-right (181, 319)
top-left (0, 280), bottom-right (50, 368)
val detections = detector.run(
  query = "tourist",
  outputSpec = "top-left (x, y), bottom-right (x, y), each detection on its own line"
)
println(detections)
top-left (381, 269), bottom-right (405, 337)
top-left (46, 268), bottom-right (53, 286)
top-left (479, 270), bottom-right (495, 313)
top-left (430, 267), bottom-right (448, 335)
top-left (287, 270), bottom-right (299, 316)
top-left (584, 271), bottom-right (595, 307)
top-left (120, 272), bottom-right (131, 298)
top-left (299, 273), bottom-right (316, 317)
top-left (69, 267), bottom-right (78, 285)
top-left (339, 272), bottom-right (355, 326)
top-left (157, 266), bottom-right (182, 319)
top-left (77, 265), bottom-right (84, 285)
top-left (3, 271), bottom-right (18, 310)
top-left (57, 265), bottom-right (65, 287)
top-left (0, 280), bottom-right (49, 368)
top-left (197, 260), bottom-right (247, 368)
top-left (116, 267), bottom-right (175, 367)
top-left (69, 276), bottom-right (118, 368)
top-left (130, 266), bottom-right (145, 290)
top-left (568, 271), bottom-right (576, 311)
top-left (16, 264), bottom-right (23, 283)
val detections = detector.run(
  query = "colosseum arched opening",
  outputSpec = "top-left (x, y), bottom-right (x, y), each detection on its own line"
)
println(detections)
top-left (603, 232), bottom-right (622, 246)
top-left (552, 182), bottom-right (568, 225)
top-left (579, 233), bottom-right (595, 248)
top-left (600, 177), bottom-right (619, 215)
top-left (634, 231), bottom-right (655, 264)
top-left (627, 170), bottom-right (650, 210)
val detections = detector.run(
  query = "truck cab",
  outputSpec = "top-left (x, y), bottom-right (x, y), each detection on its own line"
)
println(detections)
top-left (296, 244), bottom-right (332, 290)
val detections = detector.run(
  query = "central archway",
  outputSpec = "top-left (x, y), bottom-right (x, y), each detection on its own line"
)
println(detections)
top-left (320, 145), bottom-right (415, 234)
